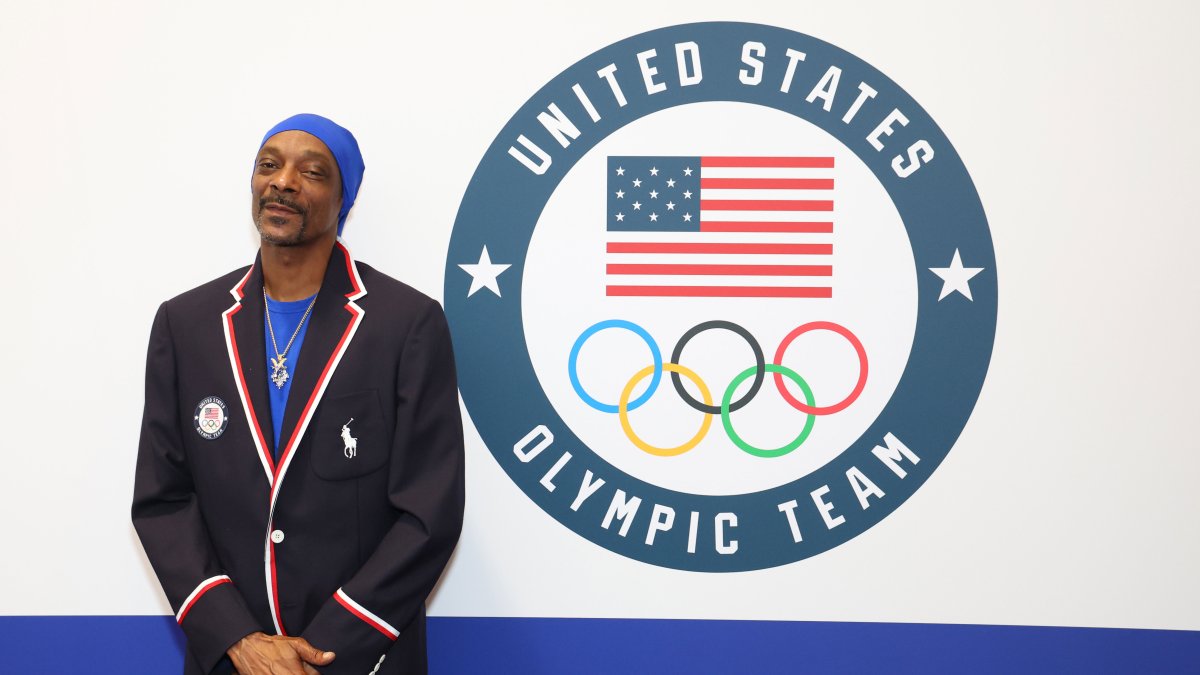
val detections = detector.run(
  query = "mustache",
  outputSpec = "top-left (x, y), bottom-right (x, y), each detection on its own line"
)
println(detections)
top-left (259, 195), bottom-right (306, 214)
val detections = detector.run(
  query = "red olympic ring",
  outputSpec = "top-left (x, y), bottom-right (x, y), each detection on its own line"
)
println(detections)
top-left (772, 321), bottom-right (868, 416)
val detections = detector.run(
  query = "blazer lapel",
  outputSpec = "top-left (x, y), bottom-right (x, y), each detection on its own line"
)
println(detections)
top-left (274, 241), bottom-right (367, 476)
top-left (223, 256), bottom-right (278, 481)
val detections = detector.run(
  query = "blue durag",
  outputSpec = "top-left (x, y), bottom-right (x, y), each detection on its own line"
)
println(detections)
top-left (257, 113), bottom-right (365, 235)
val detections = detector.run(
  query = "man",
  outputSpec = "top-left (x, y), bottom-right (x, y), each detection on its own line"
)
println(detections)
top-left (133, 114), bottom-right (464, 674)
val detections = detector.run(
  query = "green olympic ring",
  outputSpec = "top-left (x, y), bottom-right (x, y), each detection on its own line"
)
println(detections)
top-left (721, 363), bottom-right (816, 458)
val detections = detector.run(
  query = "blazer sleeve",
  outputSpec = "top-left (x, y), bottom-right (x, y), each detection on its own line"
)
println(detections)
top-left (301, 298), bottom-right (466, 673)
top-left (132, 302), bottom-right (263, 673)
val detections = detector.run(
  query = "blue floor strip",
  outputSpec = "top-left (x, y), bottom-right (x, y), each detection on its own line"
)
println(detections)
top-left (0, 615), bottom-right (1196, 674)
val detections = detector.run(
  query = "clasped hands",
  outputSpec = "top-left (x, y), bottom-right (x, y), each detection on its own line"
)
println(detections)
top-left (228, 631), bottom-right (335, 674)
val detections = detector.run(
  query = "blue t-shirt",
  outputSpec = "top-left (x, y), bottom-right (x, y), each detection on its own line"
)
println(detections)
top-left (264, 293), bottom-right (316, 460)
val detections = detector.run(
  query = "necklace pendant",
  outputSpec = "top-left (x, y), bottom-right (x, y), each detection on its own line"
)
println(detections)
top-left (263, 288), bottom-right (316, 391)
top-left (270, 356), bottom-right (289, 389)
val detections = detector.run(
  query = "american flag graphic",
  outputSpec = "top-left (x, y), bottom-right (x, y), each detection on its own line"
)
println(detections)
top-left (203, 407), bottom-right (221, 420)
top-left (606, 156), bottom-right (834, 298)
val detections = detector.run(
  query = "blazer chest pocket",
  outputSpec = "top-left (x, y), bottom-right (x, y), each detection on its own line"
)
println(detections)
top-left (311, 390), bottom-right (388, 480)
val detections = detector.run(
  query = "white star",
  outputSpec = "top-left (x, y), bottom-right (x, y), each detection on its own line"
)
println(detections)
top-left (616, 166), bottom-right (625, 176)
top-left (666, 201), bottom-right (676, 210)
top-left (683, 167), bottom-right (693, 176)
top-left (929, 249), bottom-right (984, 301)
top-left (682, 190), bottom-right (693, 199)
top-left (615, 213), bottom-right (625, 222)
top-left (666, 179), bottom-right (676, 188)
top-left (459, 246), bottom-right (512, 298)
top-left (649, 167), bottom-right (659, 176)
top-left (615, 190), bottom-right (624, 199)
top-left (649, 190), bottom-right (658, 199)
top-left (632, 201), bottom-right (642, 210)
top-left (682, 213), bottom-right (692, 222)
top-left (632, 178), bottom-right (642, 187)
top-left (649, 213), bottom-right (659, 222)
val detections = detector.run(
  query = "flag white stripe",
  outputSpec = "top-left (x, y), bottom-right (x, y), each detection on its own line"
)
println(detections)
top-left (699, 189), bottom-right (835, 201)
top-left (606, 275), bottom-right (832, 287)
top-left (697, 166), bottom-right (835, 179)
top-left (607, 253), bottom-right (831, 266)
top-left (694, 211), bottom-right (835, 222)
top-left (607, 230), bottom-right (831, 243)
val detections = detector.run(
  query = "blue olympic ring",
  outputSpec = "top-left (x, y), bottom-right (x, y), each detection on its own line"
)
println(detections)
top-left (569, 320), bottom-right (663, 413)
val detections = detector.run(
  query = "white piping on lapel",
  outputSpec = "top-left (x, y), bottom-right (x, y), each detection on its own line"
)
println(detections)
top-left (222, 265), bottom-right (276, 484)
top-left (263, 238), bottom-right (368, 635)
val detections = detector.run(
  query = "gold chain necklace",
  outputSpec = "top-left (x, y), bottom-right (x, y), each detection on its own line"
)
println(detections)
top-left (264, 288), bottom-right (318, 389)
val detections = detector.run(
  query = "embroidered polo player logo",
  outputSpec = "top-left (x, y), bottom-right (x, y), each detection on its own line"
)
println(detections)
top-left (341, 418), bottom-right (358, 459)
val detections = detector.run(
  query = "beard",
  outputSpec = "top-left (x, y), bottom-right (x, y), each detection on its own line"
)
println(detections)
top-left (255, 196), bottom-right (309, 246)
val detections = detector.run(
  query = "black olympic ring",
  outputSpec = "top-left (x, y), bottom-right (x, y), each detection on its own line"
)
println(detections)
top-left (670, 320), bottom-right (765, 415)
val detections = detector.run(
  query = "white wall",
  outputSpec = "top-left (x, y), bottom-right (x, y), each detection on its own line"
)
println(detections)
top-left (0, 0), bottom-right (1196, 631)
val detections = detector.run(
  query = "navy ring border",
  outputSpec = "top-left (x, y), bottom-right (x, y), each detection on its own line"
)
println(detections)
top-left (445, 21), bottom-right (997, 571)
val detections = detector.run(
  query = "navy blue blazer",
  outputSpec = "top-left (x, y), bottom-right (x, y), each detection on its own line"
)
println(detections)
top-left (133, 242), bottom-right (465, 674)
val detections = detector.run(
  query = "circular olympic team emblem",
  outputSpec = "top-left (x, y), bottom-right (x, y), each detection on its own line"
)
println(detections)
top-left (446, 22), bottom-right (996, 572)
top-left (194, 396), bottom-right (228, 440)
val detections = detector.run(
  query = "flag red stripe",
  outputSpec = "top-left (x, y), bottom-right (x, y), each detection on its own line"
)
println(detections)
top-left (700, 221), bottom-right (833, 233)
top-left (607, 242), bottom-right (832, 255)
top-left (700, 178), bottom-right (834, 189)
top-left (701, 157), bottom-right (835, 168)
top-left (607, 286), bottom-right (833, 298)
top-left (701, 200), bottom-right (833, 211)
top-left (608, 264), bottom-right (831, 276)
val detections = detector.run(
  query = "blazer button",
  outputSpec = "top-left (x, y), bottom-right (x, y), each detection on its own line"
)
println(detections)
top-left (271, 529), bottom-right (285, 544)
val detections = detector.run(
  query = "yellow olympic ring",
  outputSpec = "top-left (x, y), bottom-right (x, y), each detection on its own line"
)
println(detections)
top-left (618, 363), bottom-right (713, 457)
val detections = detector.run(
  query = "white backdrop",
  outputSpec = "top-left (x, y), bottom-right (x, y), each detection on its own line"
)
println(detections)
top-left (1, 0), bottom-right (1197, 633)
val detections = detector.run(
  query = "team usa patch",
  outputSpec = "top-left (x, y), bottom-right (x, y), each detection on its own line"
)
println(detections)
top-left (193, 396), bottom-right (228, 440)
top-left (445, 22), bottom-right (997, 572)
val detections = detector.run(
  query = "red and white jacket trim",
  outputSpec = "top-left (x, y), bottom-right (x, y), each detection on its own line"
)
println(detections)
top-left (176, 575), bottom-right (232, 624)
top-left (222, 240), bottom-right (368, 636)
top-left (334, 588), bottom-right (400, 640)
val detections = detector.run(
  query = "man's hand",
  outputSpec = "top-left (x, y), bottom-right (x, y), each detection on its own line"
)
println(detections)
top-left (228, 631), bottom-right (335, 674)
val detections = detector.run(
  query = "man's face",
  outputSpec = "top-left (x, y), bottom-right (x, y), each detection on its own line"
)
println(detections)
top-left (251, 130), bottom-right (342, 246)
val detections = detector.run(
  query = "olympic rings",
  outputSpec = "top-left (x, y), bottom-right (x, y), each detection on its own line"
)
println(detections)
top-left (773, 321), bottom-right (868, 415)
top-left (671, 320), bottom-right (765, 415)
top-left (722, 364), bottom-right (815, 458)
top-left (620, 363), bottom-right (713, 457)
top-left (568, 319), bottom-right (868, 458)
top-left (569, 319), bottom-right (662, 413)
